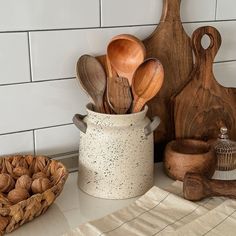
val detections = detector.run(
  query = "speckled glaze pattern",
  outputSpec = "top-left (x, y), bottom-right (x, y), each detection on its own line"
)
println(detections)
top-left (78, 104), bottom-right (159, 199)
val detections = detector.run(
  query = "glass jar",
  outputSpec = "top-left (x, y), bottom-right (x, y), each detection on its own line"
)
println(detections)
top-left (214, 127), bottom-right (236, 171)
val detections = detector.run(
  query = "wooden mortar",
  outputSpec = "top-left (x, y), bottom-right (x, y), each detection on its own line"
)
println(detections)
top-left (164, 139), bottom-right (216, 181)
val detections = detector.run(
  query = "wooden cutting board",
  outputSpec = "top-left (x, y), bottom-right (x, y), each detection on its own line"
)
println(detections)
top-left (143, 0), bottom-right (193, 160)
top-left (173, 26), bottom-right (236, 140)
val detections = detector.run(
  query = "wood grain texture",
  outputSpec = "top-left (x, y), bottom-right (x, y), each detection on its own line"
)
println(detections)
top-left (106, 56), bottom-right (132, 114)
top-left (77, 55), bottom-right (106, 113)
top-left (107, 76), bottom-right (132, 114)
top-left (164, 139), bottom-right (216, 181)
top-left (173, 26), bottom-right (236, 141)
top-left (184, 172), bottom-right (236, 201)
top-left (107, 34), bottom-right (146, 86)
top-left (96, 55), bottom-right (116, 114)
top-left (132, 58), bottom-right (164, 113)
top-left (143, 0), bottom-right (193, 159)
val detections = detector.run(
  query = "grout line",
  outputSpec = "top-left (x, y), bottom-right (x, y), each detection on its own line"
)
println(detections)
top-left (27, 32), bottom-right (33, 82)
top-left (0, 19), bottom-right (236, 34)
top-left (215, 0), bottom-right (218, 21)
top-left (214, 60), bottom-right (236, 64)
top-left (50, 151), bottom-right (78, 159)
top-left (0, 122), bottom-right (74, 136)
top-left (33, 130), bottom-right (36, 156)
top-left (0, 77), bottom-right (75, 87)
top-left (99, 0), bottom-right (102, 27)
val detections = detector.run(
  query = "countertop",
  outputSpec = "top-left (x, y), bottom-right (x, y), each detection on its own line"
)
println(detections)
top-left (9, 163), bottom-right (175, 236)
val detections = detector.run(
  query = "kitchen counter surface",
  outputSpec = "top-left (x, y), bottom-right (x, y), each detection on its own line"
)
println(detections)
top-left (8, 163), bottom-right (175, 236)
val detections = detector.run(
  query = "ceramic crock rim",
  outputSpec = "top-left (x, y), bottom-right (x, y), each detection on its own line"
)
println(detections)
top-left (85, 103), bottom-right (148, 117)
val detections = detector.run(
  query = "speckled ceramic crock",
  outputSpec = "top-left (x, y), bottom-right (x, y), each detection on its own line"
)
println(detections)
top-left (73, 103), bottom-right (160, 199)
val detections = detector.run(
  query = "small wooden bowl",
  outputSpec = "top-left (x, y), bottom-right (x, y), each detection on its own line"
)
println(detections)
top-left (164, 139), bottom-right (216, 181)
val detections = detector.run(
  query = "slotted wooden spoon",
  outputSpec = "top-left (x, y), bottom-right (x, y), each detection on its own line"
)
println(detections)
top-left (106, 56), bottom-right (132, 114)
top-left (76, 55), bottom-right (106, 113)
top-left (132, 58), bottom-right (164, 113)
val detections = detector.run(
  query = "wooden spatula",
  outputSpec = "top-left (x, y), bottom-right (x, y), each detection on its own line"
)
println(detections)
top-left (106, 57), bottom-right (132, 114)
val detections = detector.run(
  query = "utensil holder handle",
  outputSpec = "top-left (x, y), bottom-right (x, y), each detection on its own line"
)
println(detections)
top-left (144, 116), bottom-right (160, 137)
top-left (73, 114), bottom-right (87, 133)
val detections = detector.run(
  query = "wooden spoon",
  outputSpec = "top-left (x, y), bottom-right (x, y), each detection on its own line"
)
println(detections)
top-left (132, 58), bottom-right (164, 113)
top-left (107, 34), bottom-right (146, 86)
top-left (96, 55), bottom-right (118, 114)
top-left (183, 172), bottom-right (236, 201)
top-left (106, 56), bottom-right (132, 114)
top-left (76, 55), bottom-right (106, 113)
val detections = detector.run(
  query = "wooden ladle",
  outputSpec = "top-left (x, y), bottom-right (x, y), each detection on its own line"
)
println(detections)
top-left (183, 172), bottom-right (236, 201)
top-left (132, 58), bottom-right (164, 113)
top-left (76, 55), bottom-right (106, 113)
top-left (107, 34), bottom-right (146, 86)
top-left (106, 56), bottom-right (132, 114)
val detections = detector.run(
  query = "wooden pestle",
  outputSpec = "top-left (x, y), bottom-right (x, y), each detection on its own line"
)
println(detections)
top-left (183, 172), bottom-right (236, 201)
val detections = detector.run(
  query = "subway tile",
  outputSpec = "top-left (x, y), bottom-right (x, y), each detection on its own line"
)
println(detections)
top-left (0, 131), bottom-right (34, 156)
top-left (35, 125), bottom-right (80, 155)
top-left (29, 26), bottom-right (154, 81)
top-left (216, 0), bottom-right (236, 20)
top-left (213, 61), bottom-right (236, 87)
top-left (183, 21), bottom-right (236, 62)
top-left (0, 33), bottom-right (30, 85)
top-left (181, 0), bottom-right (216, 22)
top-left (101, 0), bottom-right (162, 27)
top-left (101, 0), bottom-right (216, 27)
top-left (0, 0), bottom-right (99, 31)
top-left (0, 79), bottom-right (89, 134)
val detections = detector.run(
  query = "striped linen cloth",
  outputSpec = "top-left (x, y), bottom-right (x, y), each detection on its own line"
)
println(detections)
top-left (64, 182), bottom-right (236, 236)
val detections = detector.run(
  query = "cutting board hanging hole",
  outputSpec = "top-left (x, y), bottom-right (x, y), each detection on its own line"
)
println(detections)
top-left (201, 35), bottom-right (211, 49)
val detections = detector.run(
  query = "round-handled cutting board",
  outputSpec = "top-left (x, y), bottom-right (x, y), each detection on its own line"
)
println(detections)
top-left (143, 0), bottom-right (193, 159)
top-left (173, 26), bottom-right (236, 140)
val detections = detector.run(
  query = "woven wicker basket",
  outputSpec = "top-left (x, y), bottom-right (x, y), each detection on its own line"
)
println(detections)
top-left (0, 155), bottom-right (68, 235)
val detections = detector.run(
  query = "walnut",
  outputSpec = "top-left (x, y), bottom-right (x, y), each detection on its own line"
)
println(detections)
top-left (31, 178), bottom-right (51, 194)
top-left (32, 172), bottom-right (47, 180)
top-left (13, 167), bottom-right (30, 178)
top-left (15, 175), bottom-right (32, 191)
top-left (0, 174), bottom-right (15, 193)
top-left (7, 188), bottom-right (30, 204)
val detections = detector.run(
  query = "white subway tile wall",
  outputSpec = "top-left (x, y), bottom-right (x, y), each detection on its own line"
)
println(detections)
top-left (0, 0), bottom-right (235, 156)
top-left (0, 33), bottom-right (30, 85)
top-left (0, 132), bottom-right (34, 155)
top-left (34, 125), bottom-right (80, 155)
top-left (216, 0), bottom-right (236, 20)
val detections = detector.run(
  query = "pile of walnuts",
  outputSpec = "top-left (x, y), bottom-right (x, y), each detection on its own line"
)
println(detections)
top-left (0, 155), bottom-right (63, 206)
